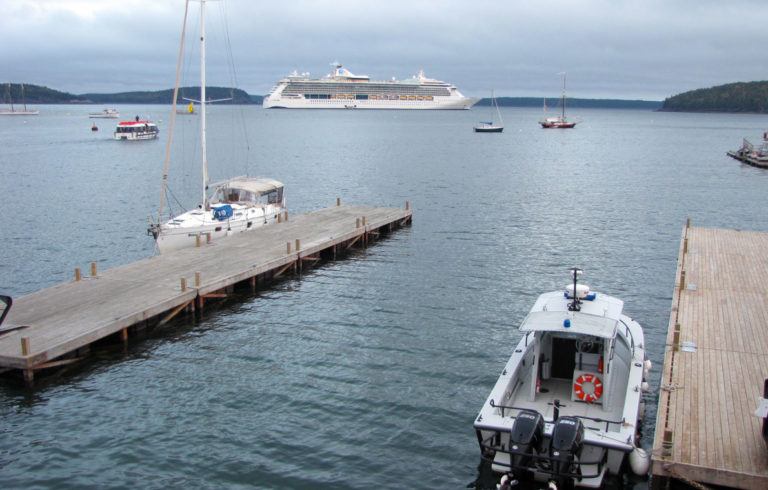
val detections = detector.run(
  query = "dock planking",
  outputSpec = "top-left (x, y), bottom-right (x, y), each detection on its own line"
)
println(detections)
top-left (652, 224), bottom-right (768, 489)
top-left (0, 204), bottom-right (412, 382)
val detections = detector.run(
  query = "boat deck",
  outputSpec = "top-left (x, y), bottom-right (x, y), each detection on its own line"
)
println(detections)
top-left (651, 224), bottom-right (768, 489)
top-left (511, 378), bottom-right (625, 431)
top-left (0, 204), bottom-right (412, 382)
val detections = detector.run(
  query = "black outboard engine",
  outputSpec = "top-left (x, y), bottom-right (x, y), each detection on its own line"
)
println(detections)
top-left (550, 416), bottom-right (585, 483)
top-left (509, 409), bottom-right (544, 471)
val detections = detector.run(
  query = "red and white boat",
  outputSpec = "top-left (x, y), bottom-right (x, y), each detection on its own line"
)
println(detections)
top-left (540, 73), bottom-right (578, 129)
top-left (114, 120), bottom-right (159, 140)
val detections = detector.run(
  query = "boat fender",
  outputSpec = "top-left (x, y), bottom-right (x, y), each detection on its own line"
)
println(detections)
top-left (629, 447), bottom-right (650, 475)
top-left (644, 359), bottom-right (652, 373)
top-left (641, 381), bottom-right (650, 392)
top-left (574, 374), bottom-right (602, 402)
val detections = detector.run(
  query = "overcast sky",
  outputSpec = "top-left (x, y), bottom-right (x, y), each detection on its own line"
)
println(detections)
top-left (4, 0), bottom-right (768, 101)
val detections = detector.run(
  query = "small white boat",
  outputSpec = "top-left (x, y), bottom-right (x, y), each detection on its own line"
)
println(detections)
top-left (114, 120), bottom-right (159, 140)
top-left (474, 89), bottom-right (504, 133)
top-left (89, 108), bottom-right (120, 118)
top-left (474, 268), bottom-right (650, 488)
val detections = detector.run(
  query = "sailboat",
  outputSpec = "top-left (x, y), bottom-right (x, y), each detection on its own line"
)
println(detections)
top-left (147, 0), bottom-right (285, 254)
top-left (474, 89), bottom-right (504, 133)
top-left (0, 83), bottom-right (40, 116)
top-left (539, 73), bottom-right (577, 128)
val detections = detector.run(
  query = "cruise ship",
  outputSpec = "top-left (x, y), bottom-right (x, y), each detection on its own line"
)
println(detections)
top-left (263, 63), bottom-right (478, 109)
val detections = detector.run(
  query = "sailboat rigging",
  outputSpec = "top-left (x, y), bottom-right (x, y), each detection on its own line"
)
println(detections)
top-left (147, 0), bottom-right (285, 254)
top-left (539, 72), bottom-right (577, 129)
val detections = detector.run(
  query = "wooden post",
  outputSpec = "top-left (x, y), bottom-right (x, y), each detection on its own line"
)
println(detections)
top-left (673, 323), bottom-right (681, 351)
top-left (686, 218), bottom-right (690, 228)
top-left (406, 200), bottom-right (410, 210)
top-left (278, 212), bottom-right (282, 223)
top-left (286, 242), bottom-right (291, 254)
top-left (196, 235), bottom-right (201, 248)
top-left (362, 216), bottom-right (366, 226)
top-left (121, 328), bottom-right (128, 343)
top-left (21, 336), bottom-right (30, 355)
top-left (683, 238), bottom-right (688, 254)
top-left (662, 429), bottom-right (674, 458)
top-left (680, 270), bottom-right (686, 290)
top-left (356, 217), bottom-right (360, 228)
top-left (295, 239), bottom-right (300, 252)
top-left (75, 268), bottom-right (82, 281)
top-left (337, 197), bottom-right (341, 206)
top-left (180, 277), bottom-right (187, 292)
top-left (195, 271), bottom-right (201, 287)
top-left (284, 210), bottom-right (289, 222)
top-left (206, 233), bottom-right (211, 244)
top-left (91, 262), bottom-right (97, 277)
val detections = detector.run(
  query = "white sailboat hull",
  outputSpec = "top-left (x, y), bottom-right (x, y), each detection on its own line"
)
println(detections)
top-left (153, 203), bottom-right (283, 254)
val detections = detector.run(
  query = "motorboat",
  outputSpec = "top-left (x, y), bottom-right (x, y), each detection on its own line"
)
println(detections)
top-left (474, 268), bottom-right (651, 488)
top-left (114, 120), bottom-right (159, 140)
top-left (89, 108), bottom-right (120, 118)
top-left (146, 0), bottom-right (285, 253)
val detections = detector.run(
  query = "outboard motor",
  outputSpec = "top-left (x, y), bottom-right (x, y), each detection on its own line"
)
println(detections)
top-left (550, 416), bottom-right (584, 483)
top-left (509, 409), bottom-right (544, 470)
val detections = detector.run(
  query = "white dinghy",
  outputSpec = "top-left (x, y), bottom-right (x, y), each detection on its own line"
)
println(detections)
top-left (474, 268), bottom-right (651, 488)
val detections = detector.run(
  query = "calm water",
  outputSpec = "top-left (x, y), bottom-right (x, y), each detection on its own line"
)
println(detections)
top-left (1, 106), bottom-right (768, 489)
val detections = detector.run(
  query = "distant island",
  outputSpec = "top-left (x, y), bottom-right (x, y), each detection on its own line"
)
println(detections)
top-left (661, 81), bottom-right (768, 113)
top-left (477, 97), bottom-right (662, 110)
top-left (1, 83), bottom-right (262, 105)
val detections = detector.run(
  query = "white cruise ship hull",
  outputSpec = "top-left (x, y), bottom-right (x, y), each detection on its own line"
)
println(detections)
top-left (264, 95), bottom-right (478, 110)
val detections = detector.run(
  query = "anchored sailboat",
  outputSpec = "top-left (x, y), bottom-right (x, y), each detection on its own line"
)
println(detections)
top-left (539, 73), bottom-right (577, 129)
top-left (147, 0), bottom-right (285, 253)
top-left (474, 89), bottom-right (504, 133)
top-left (0, 83), bottom-right (39, 116)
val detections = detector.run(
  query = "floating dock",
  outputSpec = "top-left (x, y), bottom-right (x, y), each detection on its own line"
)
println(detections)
top-left (652, 223), bottom-right (768, 489)
top-left (0, 204), bottom-right (412, 383)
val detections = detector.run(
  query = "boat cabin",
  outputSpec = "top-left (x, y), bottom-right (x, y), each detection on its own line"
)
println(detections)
top-left (209, 178), bottom-right (285, 207)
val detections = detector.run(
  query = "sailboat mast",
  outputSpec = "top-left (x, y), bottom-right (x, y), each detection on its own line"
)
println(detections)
top-left (200, 0), bottom-right (208, 208)
top-left (561, 73), bottom-right (566, 120)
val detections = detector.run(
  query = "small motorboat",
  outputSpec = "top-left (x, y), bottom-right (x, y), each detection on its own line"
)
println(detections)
top-left (89, 108), bottom-right (120, 118)
top-left (474, 268), bottom-right (651, 488)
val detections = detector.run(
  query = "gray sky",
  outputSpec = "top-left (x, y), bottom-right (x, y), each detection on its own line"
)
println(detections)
top-left (4, 0), bottom-right (768, 101)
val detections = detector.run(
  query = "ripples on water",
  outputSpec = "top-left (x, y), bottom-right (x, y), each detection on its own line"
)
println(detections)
top-left (1, 107), bottom-right (767, 488)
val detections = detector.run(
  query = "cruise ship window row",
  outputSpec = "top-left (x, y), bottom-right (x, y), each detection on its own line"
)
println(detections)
top-left (283, 83), bottom-right (450, 96)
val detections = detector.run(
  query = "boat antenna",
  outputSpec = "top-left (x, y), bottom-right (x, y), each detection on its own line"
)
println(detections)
top-left (157, 0), bottom-right (190, 225)
top-left (568, 267), bottom-right (582, 311)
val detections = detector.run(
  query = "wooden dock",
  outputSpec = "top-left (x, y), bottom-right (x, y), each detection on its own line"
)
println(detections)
top-left (0, 204), bottom-right (412, 383)
top-left (652, 223), bottom-right (768, 489)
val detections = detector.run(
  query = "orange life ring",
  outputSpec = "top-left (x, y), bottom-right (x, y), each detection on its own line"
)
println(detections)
top-left (574, 373), bottom-right (603, 402)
